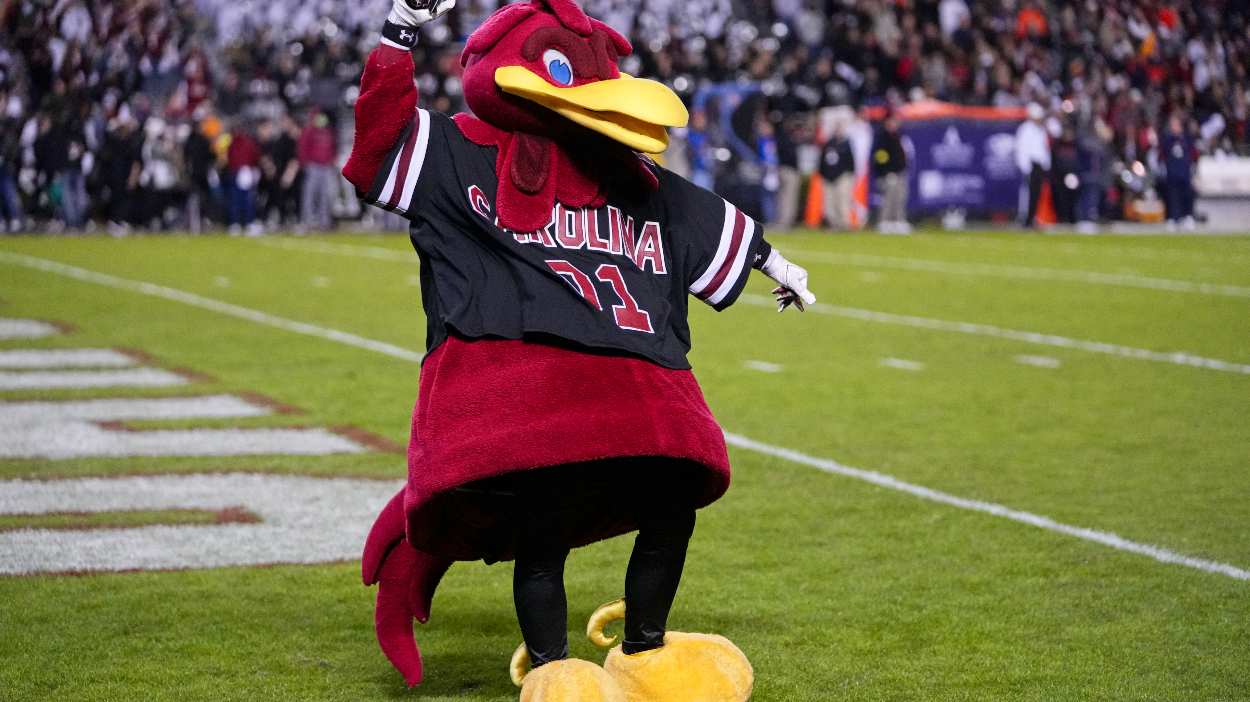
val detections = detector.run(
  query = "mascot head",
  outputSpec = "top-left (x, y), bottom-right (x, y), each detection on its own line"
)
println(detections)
top-left (460, 0), bottom-right (688, 153)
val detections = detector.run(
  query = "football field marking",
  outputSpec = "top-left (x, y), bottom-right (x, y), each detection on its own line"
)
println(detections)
top-left (3, 253), bottom-right (1242, 581)
top-left (739, 294), bottom-right (1250, 375)
top-left (0, 473), bottom-right (403, 575)
top-left (783, 249), bottom-right (1250, 298)
top-left (724, 433), bottom-right (1250, 582)
top-left (0, 319), bottom-right (61, 340)
top-left (881, 358), bottom-right (926, 371)
top-left (0, 368), bottom-right (189, 391)
top-left (253, 237), bottom-right (420, 263)
top-left (0, 349), bottom-right (140, 369)
top-left (744, 360), bottom-right (783, 373)
top-left (1016, 355), bottom-right (1062, 368)
top-left (243, 243), bottom-right (1250, 377)
top-left (0, 394), bottom-right (371, 459)
top-left (0, 252), bottom-right (425, 363)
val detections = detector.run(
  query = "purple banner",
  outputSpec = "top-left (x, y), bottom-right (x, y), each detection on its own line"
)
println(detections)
top-left (898, 118), bottom-right (1023, 214)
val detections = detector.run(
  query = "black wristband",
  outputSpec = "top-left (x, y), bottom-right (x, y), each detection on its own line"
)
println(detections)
top-left (752, 239), bottom-right (773, 270)
top-left (382, 21), bottom-right (419, 49)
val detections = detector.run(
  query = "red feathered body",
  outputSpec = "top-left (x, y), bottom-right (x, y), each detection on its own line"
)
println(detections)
top-left (345, 46), bottom-right (731, 571)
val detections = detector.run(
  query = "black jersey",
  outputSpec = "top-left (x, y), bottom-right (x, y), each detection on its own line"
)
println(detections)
top-left (363, 110), bottom-right (769, 370)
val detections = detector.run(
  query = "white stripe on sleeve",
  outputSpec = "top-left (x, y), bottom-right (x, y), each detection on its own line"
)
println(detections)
top-left (706, 215), bottom-right (753, 305)
top-left (397, 109), bottom-right (432, 213)
top-left (689, 201), bottom-right (737, 297)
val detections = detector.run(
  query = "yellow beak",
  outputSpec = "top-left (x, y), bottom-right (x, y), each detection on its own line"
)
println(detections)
top-left (495, 66), bottom-right (689, 154)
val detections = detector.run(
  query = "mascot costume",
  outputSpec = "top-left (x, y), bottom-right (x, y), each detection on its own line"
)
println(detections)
top-left (342, 0), bottom-right (816, 699)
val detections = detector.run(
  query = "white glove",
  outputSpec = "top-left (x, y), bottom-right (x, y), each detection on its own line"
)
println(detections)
top-left (389, 0), bottom-right (456, 28)
top-left (760, 250), bottom-right (816, 312)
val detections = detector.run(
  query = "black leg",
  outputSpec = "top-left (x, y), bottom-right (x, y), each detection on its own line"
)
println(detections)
top-left (620, 459), bottom-right (698, 654)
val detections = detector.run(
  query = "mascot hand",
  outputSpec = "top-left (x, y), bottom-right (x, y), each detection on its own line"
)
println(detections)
top-left (389, 0), bottom-right (456, 28)
top-left (761, 250), bottom-right (816, 312)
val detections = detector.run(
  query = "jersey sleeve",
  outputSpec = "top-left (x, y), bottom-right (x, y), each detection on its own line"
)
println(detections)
top-left (666, 172), bottom-right (767, 311)
top-left (361, 110), bottom-right (461, 219)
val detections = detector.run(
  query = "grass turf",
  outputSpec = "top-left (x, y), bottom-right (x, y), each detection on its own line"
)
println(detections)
top-left (0, 508), bottom-right (233, 532)
top-left (0, 230), bottom-right (1247, 700)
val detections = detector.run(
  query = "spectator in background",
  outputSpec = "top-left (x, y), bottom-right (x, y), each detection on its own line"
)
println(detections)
top-left (34, 114), bottom-right (88, 231)
top-left (774, 116), bottom-right (801, 230)
top-left (0, 98), bottom-right (22, 233)
top-left (1050, 126), bottom-right (1080, 224)
top-left (297, 111), bottom-right (337, 232)
top-left (261, 115), bottom-right (301, 228)
top-left (101, 114), bottom-right (144, 236)
top-left (873, 114), bottom-right (910, 234)
top-left (141, 120), bottom-right (182, 229)
top-left (820, 121), bottom-right (855, 231)
top-left (184, 115), bottom-right (219, 234)
top-left (688, 111), bottom-right (715, 192)
top-left (225, 121), bottom-right (264, 236)
top-left (1160, 113), bottom-right (1197, 231)
top-left (1076, 118), bottom-right (1112, 233)
top-left (1016, 103), bottom-right (1051, 228)
top-left (757, 118), bottom-right (780, 225)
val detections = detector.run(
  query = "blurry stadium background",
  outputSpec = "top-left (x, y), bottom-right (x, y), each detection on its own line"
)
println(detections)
top-left (1, 1), bottom-right (1249, 700)
top-left (1, 0), bottom-right (1250, 233)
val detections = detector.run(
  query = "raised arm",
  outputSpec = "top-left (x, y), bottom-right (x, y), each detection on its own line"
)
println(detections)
top-left (341, 0), bottom-right (455, 196)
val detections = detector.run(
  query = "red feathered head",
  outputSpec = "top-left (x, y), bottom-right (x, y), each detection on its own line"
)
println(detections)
top-left (461, 0), bottom-right (687, 153)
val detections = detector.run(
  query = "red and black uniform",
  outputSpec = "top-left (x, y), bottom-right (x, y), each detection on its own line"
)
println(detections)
top-left (344, 46), bottom-right (772, 665)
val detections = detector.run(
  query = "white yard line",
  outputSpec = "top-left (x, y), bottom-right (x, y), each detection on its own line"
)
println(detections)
top-left (1016, 355), bottom-right (1062, 368)
top-left (724, 433), bottom-right (1250, 582)
top-left (0, 395), bottom-right (271, 424)
top-left (0, 368), bottom-right (188, 391)
top-left (0, 319), bottom-right (61, 340)
top-left (881, 358), bottom-right (926, 371)
top-left (783, 249), bottom-right (1250, 298)
top-left (0, 473), bottom-right (403, 574)
top-left (0, 252), bottom-right (425, 363)
top-left (0, 348), bottom-right (139, 369)
top-left (253, 237), bottom-right (420, 263)
top-left (744, 360), bottom-right (783, 373)
top-left (739, 294), bottom-right (1250, 375)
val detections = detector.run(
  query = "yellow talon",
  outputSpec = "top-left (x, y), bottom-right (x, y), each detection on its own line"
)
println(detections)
top-left (511, 642), bottom-right (531, 687)
top-left (587, 598), bottom-right (627, 648)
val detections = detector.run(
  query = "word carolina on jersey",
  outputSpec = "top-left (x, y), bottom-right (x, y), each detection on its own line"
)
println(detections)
top-left (467, 185), bottom-right (667, 275)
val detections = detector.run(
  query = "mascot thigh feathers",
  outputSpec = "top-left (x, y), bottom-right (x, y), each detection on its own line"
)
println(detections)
top-left (342, 0), bottom-right (815, 698)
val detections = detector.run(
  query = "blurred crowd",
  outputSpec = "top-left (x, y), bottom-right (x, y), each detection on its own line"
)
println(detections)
top-left (0, 0), bottom-right (1247, 233)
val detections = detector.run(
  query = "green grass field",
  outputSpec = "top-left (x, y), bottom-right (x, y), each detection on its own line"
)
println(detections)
top-left (1, 230), bottom-right (1248, 701)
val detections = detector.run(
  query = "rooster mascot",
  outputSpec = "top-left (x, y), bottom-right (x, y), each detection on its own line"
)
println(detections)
top-left (343, 0), bottom-right (816, 699)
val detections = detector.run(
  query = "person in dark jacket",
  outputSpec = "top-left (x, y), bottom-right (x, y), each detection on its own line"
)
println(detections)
top-left (1049, 125), bottom-right (1080, 224)
top-left (33, 113), bottom-right (88, 229)
top-left (820, 122), bottom-right (855, 230)
top-left (260, 115), bottom-right (301, 227)
top-left (100, 115), bottom-right (143, 233)
top-left (183, 116), bottom-right (218, 234)
top-left (1160, 113), bottom-right (1197, 231)
top-left (873, 113), bottom-right (910, 233)
top-left (774, 116), bottom-right (801, 229)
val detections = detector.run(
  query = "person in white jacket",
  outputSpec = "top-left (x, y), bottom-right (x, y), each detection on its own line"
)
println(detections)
top-left (1016, 102), bottom-right (1051, 227)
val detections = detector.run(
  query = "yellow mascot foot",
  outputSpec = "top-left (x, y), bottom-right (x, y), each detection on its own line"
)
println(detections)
top-left (587, 600), bottom-right (753, 702)
top-left (511, 644), bottom-right (628, 702)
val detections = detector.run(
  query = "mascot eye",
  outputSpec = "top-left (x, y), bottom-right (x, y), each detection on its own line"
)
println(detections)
top-left (542, 49), bottom-right (574, 86)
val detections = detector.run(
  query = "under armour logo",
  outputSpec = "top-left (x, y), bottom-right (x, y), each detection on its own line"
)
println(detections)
top-left (405, 0), bottom-right (438, 9)
top-left (399, 29), bottom-right (414, 41)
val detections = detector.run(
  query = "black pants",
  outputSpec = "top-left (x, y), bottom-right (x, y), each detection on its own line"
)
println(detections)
top-left (1026, 163), bottom-right (1046, 226)
top-left (512, 457), bottom-right (698, 666)
top-left (1164, 178), bottom-right (1195, 220)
